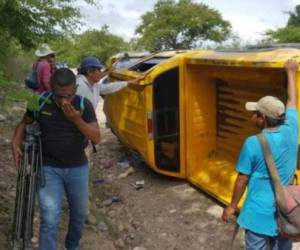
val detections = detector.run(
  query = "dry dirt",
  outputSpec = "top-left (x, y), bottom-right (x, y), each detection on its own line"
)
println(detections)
top-left (1, 103), bottom-right (300, 250)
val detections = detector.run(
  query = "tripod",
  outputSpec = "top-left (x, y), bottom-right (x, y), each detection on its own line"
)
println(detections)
top-left (11, 122), bottom-right (44, 250)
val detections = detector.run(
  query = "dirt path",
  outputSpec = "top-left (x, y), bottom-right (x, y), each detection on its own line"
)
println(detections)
top-left (1, 103), bottom-right (300, 250)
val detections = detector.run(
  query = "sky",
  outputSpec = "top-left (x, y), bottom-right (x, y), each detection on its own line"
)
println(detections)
top-left (76, 0), bottom-right (299, 44)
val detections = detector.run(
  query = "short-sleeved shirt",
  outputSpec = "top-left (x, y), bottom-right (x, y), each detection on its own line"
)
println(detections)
top-left (26, 93), bottom-right (97, 168)
top-left (237, 107), bottom-right (299, 236)
top-left (76, 74), bottom-right (128, 109)
top-left (33, 60), bottom-right (53, 93)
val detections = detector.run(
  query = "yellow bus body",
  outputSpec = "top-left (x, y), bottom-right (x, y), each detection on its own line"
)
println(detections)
top-left (104, 48), bottom-right (300, 206)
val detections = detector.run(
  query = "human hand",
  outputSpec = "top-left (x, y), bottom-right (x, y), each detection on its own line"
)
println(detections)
top-left (12, 142), bottom-right (23, 170)
top-left (128, 76), bottom-right (144, 85)
top-left (222, 205), bottom-right (236, 222)
top-left (285, 59), bottom-right (299, 74)
top-left (61, 102), bottom-right (82, 122)
top-left (111, 59), bottom-right (120, 69)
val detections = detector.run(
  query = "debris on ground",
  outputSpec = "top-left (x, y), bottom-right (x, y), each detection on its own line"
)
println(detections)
top-left (118, 167), bottom-right (135, 179)
top-left (134, 180), bottom-right (145, 190)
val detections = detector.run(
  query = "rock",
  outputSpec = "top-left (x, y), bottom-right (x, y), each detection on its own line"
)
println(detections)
top-left (85, 214), bottom-right (98, 225)
top-left (108, 210), bottom-right (117, 218)
top-left (169, 209), bottom-right (176, 214)
top-left (206, 205), bottom-right (223, 219)
top-left (12, 106), bottom-right (26, 114)
top-left (0, 181), bottom-right (6, 189)
top-left (133, 247), bottom-right (147, 250)
top-left (97, 221), bottom-right (108, 232)
top-left (161, 233), bottom-right (167, 237)
top-left (118, 167), bottom-right (135, 179)
top-left (102, 196), bottom-right (120, 207)
top-left (102, 199), bottom-right (113, 207)
top-left (183, 202), bottom-right (202, 214)
top-left (0, 114), bottom-right (6, 122)
top-left (118, 223), bottom-right (125, 232)
top-left (114, 239), bottom-right (125, 248)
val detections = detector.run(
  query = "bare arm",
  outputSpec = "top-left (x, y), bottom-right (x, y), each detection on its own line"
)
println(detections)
top-left (285, 59), bottom-right (299, 109)
top-left (11, 117), bottom-right (28, 169)
top-left (222, 173), bottom-right (249, 221)
top-left (99, 77), bottom-right (143, 95)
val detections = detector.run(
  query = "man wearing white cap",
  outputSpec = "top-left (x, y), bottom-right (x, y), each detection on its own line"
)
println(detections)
top-left (222, 59), bottom-right (299, 250)
top-left (34, 43), bottom-right (56, 93)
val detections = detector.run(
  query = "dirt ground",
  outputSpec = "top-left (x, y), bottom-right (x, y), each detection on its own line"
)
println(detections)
top-left (1, 102), bottom-right (300, 250)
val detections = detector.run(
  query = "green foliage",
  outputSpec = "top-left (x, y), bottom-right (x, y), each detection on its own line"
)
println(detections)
top-left (0, 0), bottom-right (96, 49)
top-left (49, 26), bottom-right (130, 67)
top-left (0, 71), bottom-right (30, 108)
top-left (73, 26), bottom-right (130, 65)
top-left (265, 26), bottom-right (300, 43)
top-left (265, 4), bottom-right (300, 43)
top-left (288, 5), bottom-right (300, 26)
top-left (135, 0), bottom-right (231, 50)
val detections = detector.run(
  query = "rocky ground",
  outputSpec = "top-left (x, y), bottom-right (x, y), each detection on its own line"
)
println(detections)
top-left (1, 101), bottom-right (300, 250)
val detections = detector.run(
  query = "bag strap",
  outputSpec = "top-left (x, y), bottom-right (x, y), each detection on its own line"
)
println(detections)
top-left (257, 133), bottom-right (288, 213)
top-left (33, 92), bottom-right (53, 120)
top-left (79, 96), bottom-right (85, 110)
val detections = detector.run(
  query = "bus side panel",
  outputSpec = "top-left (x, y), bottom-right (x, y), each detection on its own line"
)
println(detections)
top-left (105, 86), bottom-right (149, 162)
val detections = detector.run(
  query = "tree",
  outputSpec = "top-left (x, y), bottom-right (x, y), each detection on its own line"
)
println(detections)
top-left (50, 26), bottom-right (129, 67)
top-left (0, 0), bottom-right (96, 49)
top-left (265, 4), bottom-right (300, 43)
top-left (135, 0), bottom-right (231, 51)
top-left (287, 5), bottom-right (300, 26)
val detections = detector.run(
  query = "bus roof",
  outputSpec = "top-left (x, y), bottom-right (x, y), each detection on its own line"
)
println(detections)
top-left (186, 48), bottom-right (300, 68)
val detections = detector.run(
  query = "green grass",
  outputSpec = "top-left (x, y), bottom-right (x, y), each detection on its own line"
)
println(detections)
top-left (0, 72), bottom-right (33, 109)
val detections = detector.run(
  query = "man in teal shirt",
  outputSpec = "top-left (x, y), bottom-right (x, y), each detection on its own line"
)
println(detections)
top-left (222, 59), bottom-right (299, 250)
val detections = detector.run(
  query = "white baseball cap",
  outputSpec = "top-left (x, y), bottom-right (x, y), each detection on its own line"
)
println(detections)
top-left (245, 96), bottom-right (285, 119)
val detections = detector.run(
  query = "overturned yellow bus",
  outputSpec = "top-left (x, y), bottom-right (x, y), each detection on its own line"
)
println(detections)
top-left (104, 48), bottom-right (300, 206)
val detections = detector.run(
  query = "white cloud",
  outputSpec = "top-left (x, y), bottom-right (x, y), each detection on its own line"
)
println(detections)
top-left (227, 15), bottom-right (275, 43)
top-left (76, 0), bottom-right (299, 43)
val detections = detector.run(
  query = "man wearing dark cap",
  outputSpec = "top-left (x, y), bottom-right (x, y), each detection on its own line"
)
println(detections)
top-left (222, 59), bottom-right (299, 250)
top-left (76, 56), bottom-right (140, 110)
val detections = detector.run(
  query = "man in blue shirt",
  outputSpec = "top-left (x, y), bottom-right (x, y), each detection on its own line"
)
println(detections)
top-left (222, 59), bottom-right (299, 250)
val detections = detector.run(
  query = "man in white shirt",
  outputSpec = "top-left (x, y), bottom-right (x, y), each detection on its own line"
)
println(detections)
top-left (76, 56), bottom-right (142, 224)
top-left (76, 56), bottom-right (140, 110)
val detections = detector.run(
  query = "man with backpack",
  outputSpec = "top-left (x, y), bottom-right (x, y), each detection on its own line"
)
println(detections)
top-left (12, 68), bottom-right (100, 250)
top-left (222, 59), bottom-right (299, 250)
top-left (31, 43), bottom-right (56, 93)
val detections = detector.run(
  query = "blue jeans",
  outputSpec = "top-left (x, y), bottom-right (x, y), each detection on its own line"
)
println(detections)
top-left (245, 230), bottom-right (292, 250)
top-left (38, 165), bottom-right (89, 250)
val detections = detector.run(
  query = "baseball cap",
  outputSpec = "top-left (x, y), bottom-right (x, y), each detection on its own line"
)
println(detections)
top-left (245, 96), bottom-right (285, 119)
top-left (80, 56), bottom-right (105, 69)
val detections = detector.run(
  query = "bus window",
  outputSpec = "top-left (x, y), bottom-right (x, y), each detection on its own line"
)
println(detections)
top-left (130, 57), bottom-right (170, 72)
